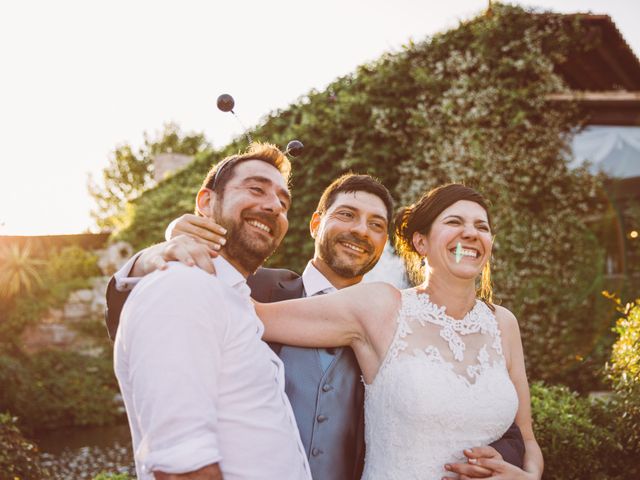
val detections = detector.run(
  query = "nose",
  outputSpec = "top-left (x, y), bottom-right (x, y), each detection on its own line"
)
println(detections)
top-left (461, 223), bottom-right (478, 239)
top-left (350, 217), bottom-right (369, 237)
top-left (261, 190), bottom-right (285, 214)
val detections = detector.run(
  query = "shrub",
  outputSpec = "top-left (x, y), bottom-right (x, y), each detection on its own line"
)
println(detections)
top-left (606, 296), bottom-right (640, 452)
top-left (0, 242), bottom-right (44, 303)
top-left (92, 474), bottom-right (132, 480)
top-left (0, 243), bottom-right (122, 434)
top-left (0, 245), bottom-right (101, 351)
top-left (531, 382), bottom-right (613, 480)
top-left (531, 381), bottom-right (638, 480)
top-left (608, 297), bottom-right (640, 389)
top-left (0, 412), bottom-right (46, 480)
top-left (44, 245), bottom-right (102, 284)
top-left (587, 395), bottom-right (639, 479)
top-left (0, 350), bottom-right (122, 432)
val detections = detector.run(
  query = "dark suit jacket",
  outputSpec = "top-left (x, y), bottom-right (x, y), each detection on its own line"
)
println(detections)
top-left (105, 266), bottom-right (525, 479)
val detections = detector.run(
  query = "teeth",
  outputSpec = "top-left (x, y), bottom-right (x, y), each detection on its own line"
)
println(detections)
top-left (247, 220), bottom-right (271, 233)
top-left (342, 242), bottom-right (365, 253)
top-left (451, 247), bottom-right (479, 258)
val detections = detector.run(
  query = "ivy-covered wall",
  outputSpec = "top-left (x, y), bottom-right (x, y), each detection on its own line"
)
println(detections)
top-left (117, 4), bottom-right (610, 385)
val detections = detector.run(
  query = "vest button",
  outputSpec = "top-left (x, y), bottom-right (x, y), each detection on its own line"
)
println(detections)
top-left (312, 448), bottom-right (322, 456)
top-left (316, 414), bottom-right (327, 423)
top-left (322, 384), bottom-right (333, 392)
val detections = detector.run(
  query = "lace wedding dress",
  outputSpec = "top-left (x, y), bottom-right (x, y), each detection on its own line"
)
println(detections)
top-left (361, 289), bottom-right (519, 480)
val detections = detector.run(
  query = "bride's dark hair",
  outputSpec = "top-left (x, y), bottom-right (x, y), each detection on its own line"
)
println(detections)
top-left (394, 183), bottom-right (494, 308)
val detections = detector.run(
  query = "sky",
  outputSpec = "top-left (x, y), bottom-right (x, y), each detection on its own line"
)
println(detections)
top-left (1, 0), bottom-right (638, 236)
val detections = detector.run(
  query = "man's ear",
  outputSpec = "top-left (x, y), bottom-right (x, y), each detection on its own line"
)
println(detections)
top-left (309, 211), bottom-right (322, 239)
top-left (412, 231), bottom-right (429, 257)
top-left (196, 188), bottom-right (215, 217)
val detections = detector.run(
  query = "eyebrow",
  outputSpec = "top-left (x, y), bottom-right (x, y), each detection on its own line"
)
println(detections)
top-left (333, 204), bottom-right (388, 224)
top-left (443, 214), bottom-right (489, 224)
top-left (243, 176), bottom-right (291, 204)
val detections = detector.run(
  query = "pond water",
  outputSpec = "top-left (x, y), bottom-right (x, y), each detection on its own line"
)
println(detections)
top-left (34, 424), bottom-right (135, 479)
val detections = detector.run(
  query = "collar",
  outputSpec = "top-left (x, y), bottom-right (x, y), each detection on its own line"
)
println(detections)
top-left (302, 261), bottom-right (336, 296)
top-left (212, 256), bottom-right (251, 297)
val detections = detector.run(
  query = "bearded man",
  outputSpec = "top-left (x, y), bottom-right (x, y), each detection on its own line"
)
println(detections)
top-left (113, 143), bottom-right (311, 480)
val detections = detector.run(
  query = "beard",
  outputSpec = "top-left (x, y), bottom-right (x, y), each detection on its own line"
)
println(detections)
top-left (317, 232), bottom-right (379, 279)
top-left (214, 205), bottom-right (283, 274)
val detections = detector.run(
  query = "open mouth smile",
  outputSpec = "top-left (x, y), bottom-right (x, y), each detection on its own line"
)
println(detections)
top-left (246, 219), bottom-right (272, 234)
top-left (340, 241), bottom-right (367, 254)
top-left (450, 246), bottom-right (480, 259)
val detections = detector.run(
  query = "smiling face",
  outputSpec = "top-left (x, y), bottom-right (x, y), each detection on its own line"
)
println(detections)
top-left (198, 159), bottom-right (290, 276)
top-left (311, 191), bottom-right (388, 286)
top-left (414, 200), bottom-right (492, 281)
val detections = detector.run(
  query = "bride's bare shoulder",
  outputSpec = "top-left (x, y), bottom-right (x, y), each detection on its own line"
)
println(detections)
top-left (347, 282), bottom-right (402, 316)
top-left (492, 304), bottom-right (521, 340)
top-left (493, 304), bottom-right (517, 322)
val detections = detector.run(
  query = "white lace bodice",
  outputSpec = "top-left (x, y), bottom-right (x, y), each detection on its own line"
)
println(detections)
top-left (362, 289), bottom-right (519, 480)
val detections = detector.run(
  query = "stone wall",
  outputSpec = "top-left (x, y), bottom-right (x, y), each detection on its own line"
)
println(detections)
top-left (19, 242), bottom-right (133, 355)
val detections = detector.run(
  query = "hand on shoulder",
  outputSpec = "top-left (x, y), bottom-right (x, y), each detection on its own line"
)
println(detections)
top-left (133, 235), bottom-right (217, 277)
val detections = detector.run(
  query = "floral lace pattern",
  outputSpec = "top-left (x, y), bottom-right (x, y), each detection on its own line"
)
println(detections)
top-left (362, 289), bottom-right (519, 480)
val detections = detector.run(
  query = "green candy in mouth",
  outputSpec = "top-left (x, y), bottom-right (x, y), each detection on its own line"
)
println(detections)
top-left (455, 242), bottom-right (463, 264)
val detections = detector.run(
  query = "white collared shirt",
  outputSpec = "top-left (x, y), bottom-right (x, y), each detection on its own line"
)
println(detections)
top-left (114, 257), bottom-right (311, 480)
top-left (301, 261), bottom-right (336, 297)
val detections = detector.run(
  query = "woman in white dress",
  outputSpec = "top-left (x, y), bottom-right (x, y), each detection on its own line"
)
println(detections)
top-left (257, 183), bottom-right (543, 479)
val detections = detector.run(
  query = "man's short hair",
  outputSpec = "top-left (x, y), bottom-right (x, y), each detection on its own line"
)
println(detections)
top-left (201, 142), bottom-right (291, 195)
top-left (315, 173), bottom-right (394, 225)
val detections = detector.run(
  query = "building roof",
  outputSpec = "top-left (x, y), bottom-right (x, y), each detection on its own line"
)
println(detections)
top-left (547, 91), bottom-right (640, 125)
top-left (554, 14), bottom-right (640, 91)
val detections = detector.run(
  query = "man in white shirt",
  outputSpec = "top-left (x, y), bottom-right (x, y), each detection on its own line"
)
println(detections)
top-left (114, 142), bottom-right (311, 480)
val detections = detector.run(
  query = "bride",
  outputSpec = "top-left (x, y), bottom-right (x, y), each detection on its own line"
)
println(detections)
top-left (256, 184), bottom-right (543, 479)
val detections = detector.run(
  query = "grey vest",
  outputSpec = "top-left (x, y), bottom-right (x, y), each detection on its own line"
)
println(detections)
top-left (247, 268), bottom-right (365, 480)
top-left (277, 345), bottom-right (364, 480)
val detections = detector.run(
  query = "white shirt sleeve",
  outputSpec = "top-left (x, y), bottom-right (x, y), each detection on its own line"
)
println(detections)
top-left (118, 264), bottom-right (227, 475)
top-left (165, 217), bottom-right (180, 241)
top-left (113, 251), bottom-right (144, 292)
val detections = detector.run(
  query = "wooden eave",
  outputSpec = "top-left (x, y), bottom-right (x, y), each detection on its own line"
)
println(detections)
top-left (553, 14), bottom-right (640, 91)
top-left (546, 91), bottom-right (640, 126)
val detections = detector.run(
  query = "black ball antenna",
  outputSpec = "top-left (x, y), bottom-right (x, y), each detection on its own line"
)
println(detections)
top-left (217, 93), bottom-right (252, 144)
top-left (217, 93), bottom-right (304, 157)
top-left (285, 139), bottom-right (304, 157)
top-left (216, 93), bottom-right (235, 113)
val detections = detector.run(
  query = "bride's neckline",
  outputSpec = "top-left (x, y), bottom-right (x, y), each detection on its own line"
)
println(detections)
top-left (408, 288), bottom-right (481, 323)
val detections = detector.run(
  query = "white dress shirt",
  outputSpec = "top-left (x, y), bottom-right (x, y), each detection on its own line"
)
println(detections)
top-left (300, 261), bottom-right (336, 298)
top-left (114, 257), bottom-right (311, 480)
top-left (113, 251), bottom-right (144, 292)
